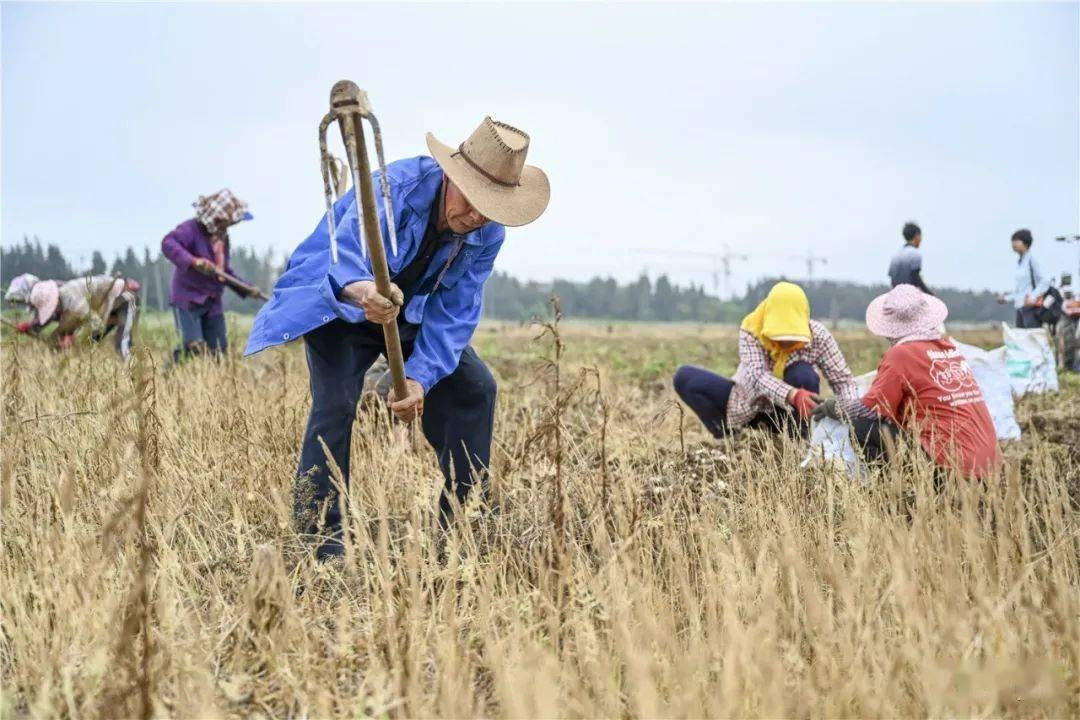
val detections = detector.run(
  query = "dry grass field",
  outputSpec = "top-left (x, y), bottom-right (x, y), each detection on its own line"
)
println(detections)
top-left (2, 315), bottom-right (1078, 718)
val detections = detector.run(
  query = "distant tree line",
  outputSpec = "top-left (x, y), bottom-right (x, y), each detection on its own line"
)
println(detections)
top-left (742, 278), bottom-right (1012, 324)
top-left (484, 272), bottom-right (747, 322)
top-left (2, 238), bottom-right (1011, 323)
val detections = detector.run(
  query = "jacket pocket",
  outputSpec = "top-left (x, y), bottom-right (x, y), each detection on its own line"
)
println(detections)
top-left (433, 246), bottom-right (476, 291)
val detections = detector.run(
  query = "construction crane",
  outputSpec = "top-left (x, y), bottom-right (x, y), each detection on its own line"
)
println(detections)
top-left (789, 252), bottom-right (829, 283)
top-left (634, 247), bottom-right (750, 298)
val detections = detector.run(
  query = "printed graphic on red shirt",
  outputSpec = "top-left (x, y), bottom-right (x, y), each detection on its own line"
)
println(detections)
top-left (861, 339), bottom-right (1001, 478)
top-left (926, 349), bottom-right (983, 407)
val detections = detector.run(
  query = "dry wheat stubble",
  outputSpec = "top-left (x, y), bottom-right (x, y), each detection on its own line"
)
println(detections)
top-left (0, 321), bottom-right (1077, 719)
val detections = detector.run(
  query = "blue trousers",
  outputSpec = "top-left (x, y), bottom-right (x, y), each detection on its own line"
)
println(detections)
top-left (673, 361), bottom-right (820, 438)
top-left (298, 319), bottom-right (497, 557)
top-left (173, 299), bottom-right (228, 355)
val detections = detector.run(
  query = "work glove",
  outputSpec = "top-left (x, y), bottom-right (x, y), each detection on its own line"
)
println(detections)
top-left (788, 388), bottom-right (821, 420)
top-left (811, 397), bottom-right (841, 422)
top-left (15, 321), bottom-right (32, 333)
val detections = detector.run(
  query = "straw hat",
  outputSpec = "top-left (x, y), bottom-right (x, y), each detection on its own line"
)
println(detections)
top-left (426, 117), bottom-right (550, 227)
top-left (866, 284), bottom-right (948, 339)
top-left (28, 280), bottom-right (60, 325)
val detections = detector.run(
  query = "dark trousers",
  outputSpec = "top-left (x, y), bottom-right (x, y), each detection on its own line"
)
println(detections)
top-left (298, 319), bottom-right (496, 557)
top-left (673, 361), bottom-right (820, 438)
top-left (173, 299), bottom-right (228, 357)
top-left (1015, 307), bottom-right (1042, 329)
top-left (849, 416), bottom-right (900, 464)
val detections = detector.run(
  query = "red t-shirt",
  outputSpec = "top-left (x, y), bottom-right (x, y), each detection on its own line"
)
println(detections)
top-left (861, 339), bottom-right (1002, 478)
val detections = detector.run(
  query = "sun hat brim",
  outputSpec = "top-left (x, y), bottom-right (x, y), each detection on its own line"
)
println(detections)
top-left (426, 133), bottom-right (550, 227)
top-left (29, 282), bottom-right (59, 326)
top-left (865, 289), bottom-right (949, 338)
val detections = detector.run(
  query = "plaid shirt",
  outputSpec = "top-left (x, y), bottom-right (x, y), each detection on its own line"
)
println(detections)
top-left (727, 319), bottom-right (861, 427)
top-left (193, 189), bottom-right (250, 235)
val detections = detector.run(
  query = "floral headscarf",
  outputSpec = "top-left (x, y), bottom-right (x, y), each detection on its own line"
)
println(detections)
top-left (193, 189), bottom-right (253, 235)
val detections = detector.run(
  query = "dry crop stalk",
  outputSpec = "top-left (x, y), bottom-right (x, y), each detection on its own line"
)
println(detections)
top-left (581, 366), bottom-right (613, 526)
top-left (534, 295), bottom-right (569, 655)
top-left (102, 349), bottom-right (158, 718)
top-left (547, 296), bottom-right (566, 564)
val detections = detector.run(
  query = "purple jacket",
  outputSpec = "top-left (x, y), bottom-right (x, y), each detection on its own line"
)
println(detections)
top-left (161, 218), bottom-right (245, 315)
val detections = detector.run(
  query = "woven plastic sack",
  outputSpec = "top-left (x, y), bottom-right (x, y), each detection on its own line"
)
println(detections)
top-left (801, 370), bottom-right (877, 480)
top-left (1002, 323), bottom-right (1058, 396)
top-left (950, 339), bottom-right (1021, 441)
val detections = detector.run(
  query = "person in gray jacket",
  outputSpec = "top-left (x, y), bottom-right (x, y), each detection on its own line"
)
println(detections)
top-left (888, 222), bottom-right (933, 294)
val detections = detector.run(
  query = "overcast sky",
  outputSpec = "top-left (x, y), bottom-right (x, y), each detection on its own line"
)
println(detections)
top-left (3, 2), bottom-right (1077, 296)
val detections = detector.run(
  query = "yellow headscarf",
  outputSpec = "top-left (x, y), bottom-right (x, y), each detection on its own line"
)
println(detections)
top-left (740, 281), bottom-right (812, 377)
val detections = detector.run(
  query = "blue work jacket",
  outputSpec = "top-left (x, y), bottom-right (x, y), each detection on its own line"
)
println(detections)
top-left (245, 156), bottom-right (505, 392)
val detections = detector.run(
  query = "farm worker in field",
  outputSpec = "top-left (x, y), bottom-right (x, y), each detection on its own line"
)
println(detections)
top-left (162, 189), bottom-right (263, 359)
top-left (5, 272), bottom-right (141, 359)
top-left (246, 117), bottom-right (550, 559)
top-left (996, 228), bottom-right (1051, 329)
top-left (672, 281), bottom-right (862, 438)
top-left (888, 221), bottom-right (933, 295)
top-left (814, 284), bottom-right (1002, 478)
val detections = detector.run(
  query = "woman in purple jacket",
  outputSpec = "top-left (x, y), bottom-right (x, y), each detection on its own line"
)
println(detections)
top-left (161, 189), bottom-right (260, 358)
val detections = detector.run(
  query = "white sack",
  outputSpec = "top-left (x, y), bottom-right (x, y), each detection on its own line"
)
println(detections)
top-left (1002, 323), bottom-right (1058, 397)
top-left (801, 369), bottom-right (878, 480)
top-left (949, 339), bottom-right (1022, 441)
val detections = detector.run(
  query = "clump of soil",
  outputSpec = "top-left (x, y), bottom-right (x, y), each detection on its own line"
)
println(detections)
top-left (1015, 391), bottom-right (1080, 507)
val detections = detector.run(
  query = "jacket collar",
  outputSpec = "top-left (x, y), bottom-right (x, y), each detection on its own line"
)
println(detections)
top-left (401, 162), bottom-right (488, 248)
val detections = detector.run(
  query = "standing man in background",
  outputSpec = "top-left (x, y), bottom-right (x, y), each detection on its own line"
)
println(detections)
top-left (997, 228), bottom-right (1051, 329)
top-left (888, 221), bottom-right (933, 294)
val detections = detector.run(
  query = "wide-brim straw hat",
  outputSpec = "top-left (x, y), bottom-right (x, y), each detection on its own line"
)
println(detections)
top-left (426, 117), bottom-right (550, 227)
top-left (866, 283), bottom-right (948, 339)
top-left (28, 280), bottom-right (59, 326)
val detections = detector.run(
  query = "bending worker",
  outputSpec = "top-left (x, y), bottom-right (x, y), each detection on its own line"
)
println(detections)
top-left (5, 273), bottom-right (140, 358)
top-left (673, 281), bottom-right (862, 438)
top-left (814, 284), bottom-right (1001, 478)
top-left (246, 117), bottom-right (550, 559)
top-left (162, 189), bottom-right (262, 358)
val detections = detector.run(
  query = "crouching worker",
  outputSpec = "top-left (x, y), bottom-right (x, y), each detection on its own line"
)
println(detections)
top-left (162, 189), bottom-right (262, 360)
top-left (673, 281), bottom-right (862, 438)
top-left (813, 285), bottom-right (1002, 479)
top-left (245, 117), bottom-right (550, 559)
top-left (5, 273), bottom-right (140, 358)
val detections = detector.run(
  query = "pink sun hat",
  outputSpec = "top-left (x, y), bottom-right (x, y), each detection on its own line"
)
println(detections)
top-left (866, 284), bottom-right (948, 339)
top-left (27, 280), bottom-right (60, 326)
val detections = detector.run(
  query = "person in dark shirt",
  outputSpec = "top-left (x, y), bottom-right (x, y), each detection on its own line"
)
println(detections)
top-left (887, 222), bottom-right (933, 295)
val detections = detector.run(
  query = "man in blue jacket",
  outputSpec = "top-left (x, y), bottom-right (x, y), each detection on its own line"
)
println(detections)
top-left (246, 117), bottom-right (549, 558)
